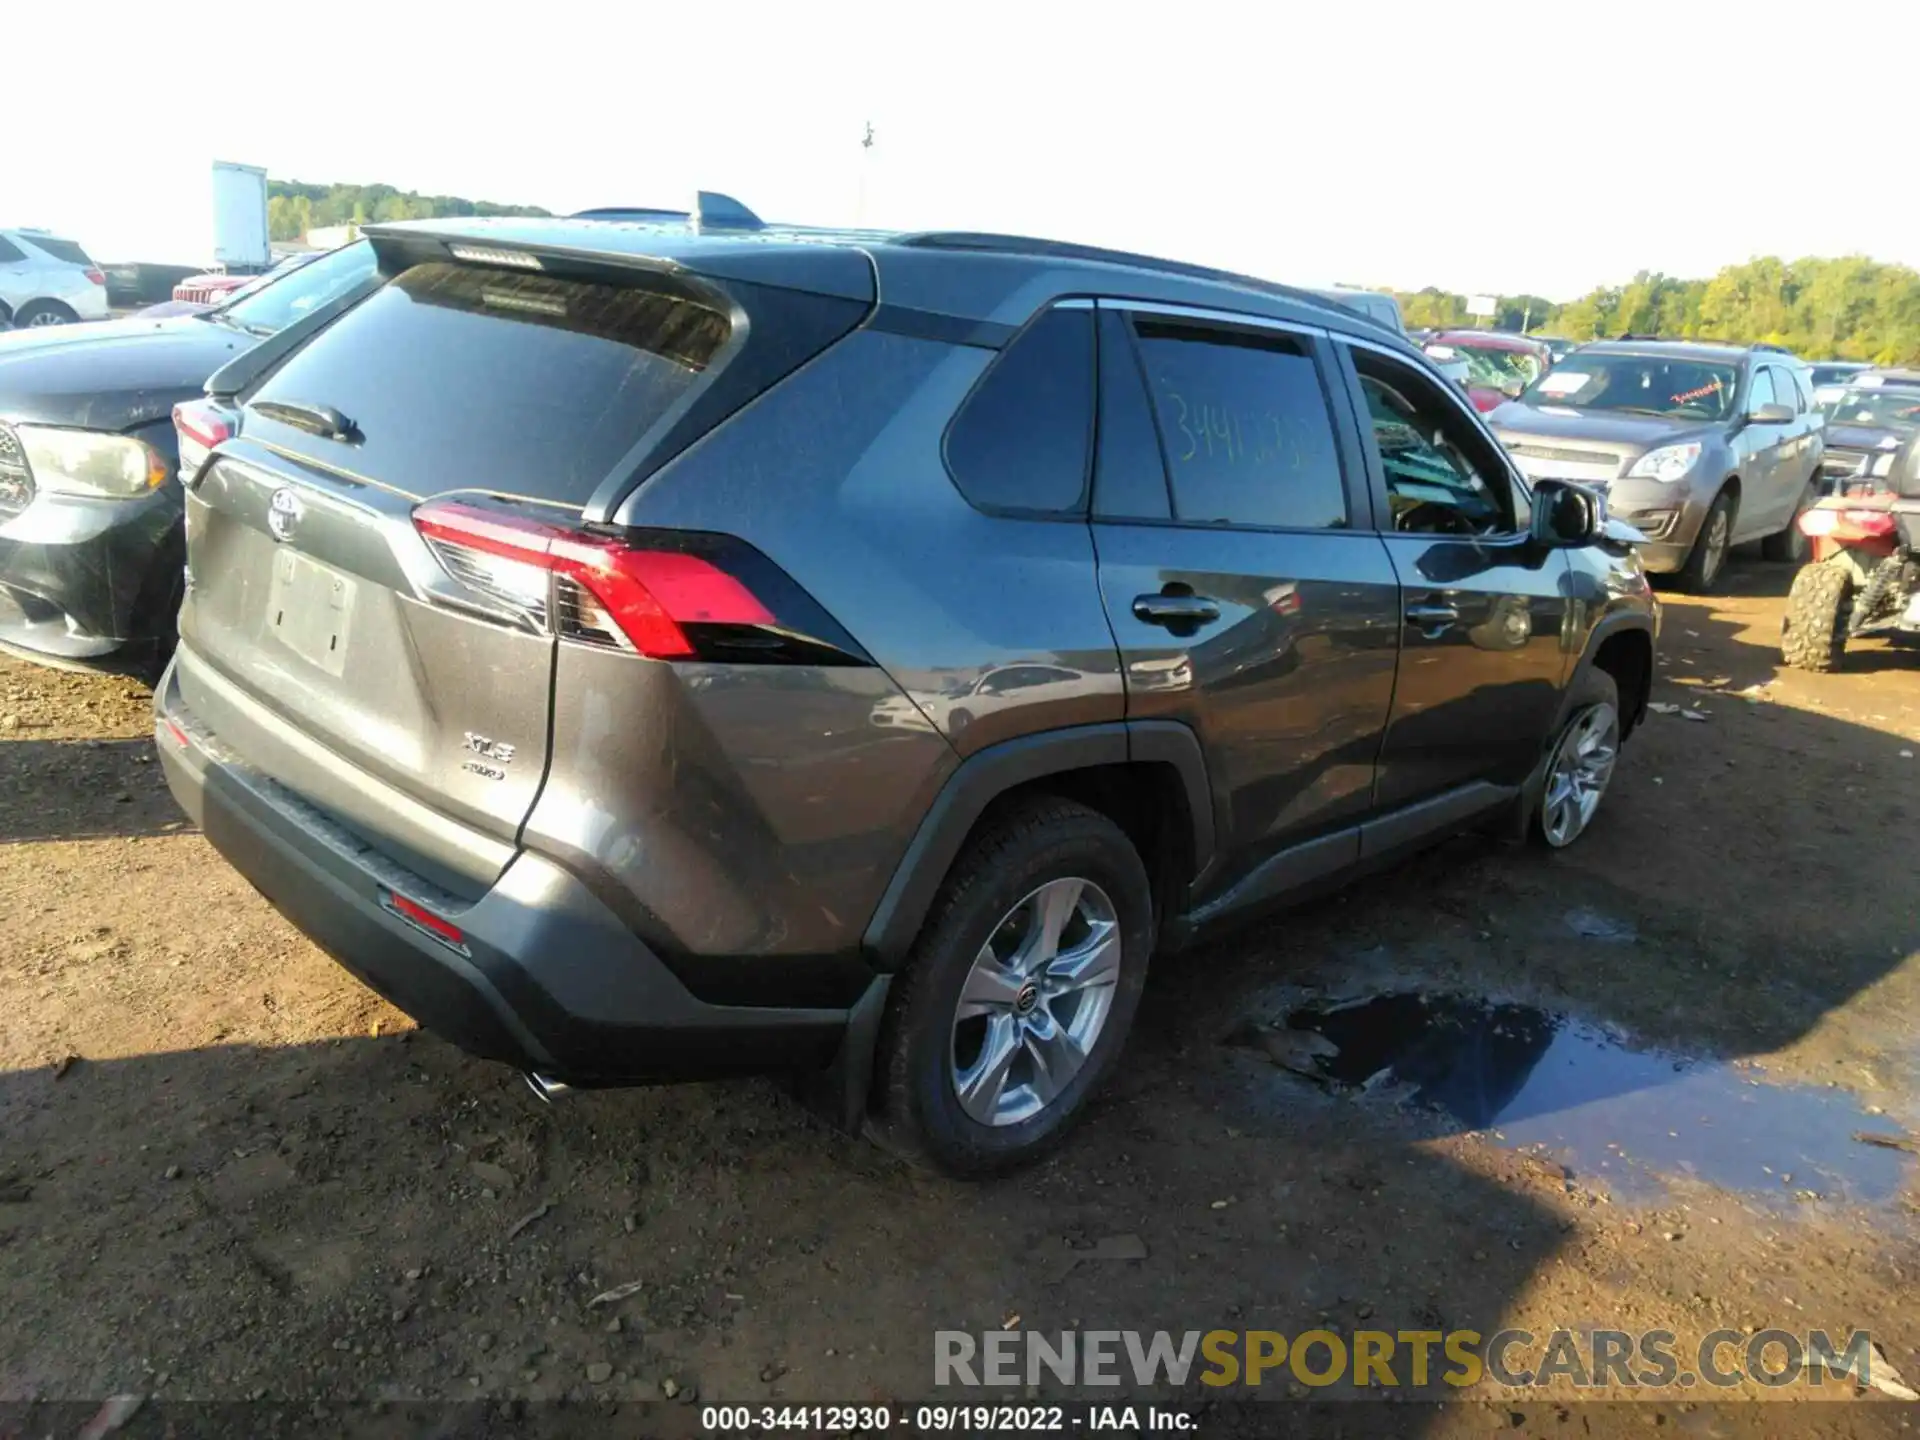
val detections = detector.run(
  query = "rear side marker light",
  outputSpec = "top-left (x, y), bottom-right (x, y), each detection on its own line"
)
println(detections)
top-left (173, 398), bottom-right (234, 482)
top-left (413, 500), bottom-right (774, 659)
top-left (386, 891), bottom-right (468, 951)
top-left (162, 719), bottom-right (190, 749)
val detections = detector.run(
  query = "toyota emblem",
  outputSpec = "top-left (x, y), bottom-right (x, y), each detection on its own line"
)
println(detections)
top-left (267, 487), bottom-right (304, 542)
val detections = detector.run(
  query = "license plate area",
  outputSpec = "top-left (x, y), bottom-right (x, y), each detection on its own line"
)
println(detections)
top-left (267, 548), bottom-right (356, 676)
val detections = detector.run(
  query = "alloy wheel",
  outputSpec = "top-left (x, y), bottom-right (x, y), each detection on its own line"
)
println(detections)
top-left (24, 311), bottom-right (68, 327)
top-left (1540, 701), bottom-right (1619, 847)
top-left (1700, 507), bottom-right (1730, 586)
top-left (950, 877), bottom-right (1120, 1127)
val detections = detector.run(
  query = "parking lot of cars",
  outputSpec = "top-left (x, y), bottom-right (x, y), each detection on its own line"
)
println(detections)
top-left (1, 200), bottom-right (1917, 1423)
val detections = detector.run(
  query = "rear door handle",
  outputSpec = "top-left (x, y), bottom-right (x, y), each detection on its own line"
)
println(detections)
top-left (1133, 594), bottom-right (1222, 627)
top-left (1405, 603), bottom-right (1460, 632)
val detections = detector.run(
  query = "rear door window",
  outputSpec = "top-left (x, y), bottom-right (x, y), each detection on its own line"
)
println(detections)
top-left (246, 262), bottom-right (732, 506)
top-left (944, 306), bottom-right (1095, 515)
top-left (1131, 318), bottom-right (1348, 530)
top-left (25, 236), bottom-right (92, 266)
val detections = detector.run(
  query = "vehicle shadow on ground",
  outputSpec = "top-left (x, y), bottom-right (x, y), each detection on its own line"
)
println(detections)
top-left (0, 1029), bottom-right (1568, 1424)
top-left (0, 736), bottom-right (183, 844)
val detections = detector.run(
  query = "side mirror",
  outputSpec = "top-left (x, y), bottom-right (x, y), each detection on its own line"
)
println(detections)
top-left (1749, 402), bottom-right (1795, 425)
top-left (1530, 478), bottom-right (1602, 548)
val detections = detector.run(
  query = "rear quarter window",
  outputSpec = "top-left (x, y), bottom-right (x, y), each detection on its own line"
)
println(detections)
top-left (944, 306), bottom-right (1095, 515)
top-left (24, 236), bottom-right (92, 266)
top-left (246, 262), bottom-right (733, 506)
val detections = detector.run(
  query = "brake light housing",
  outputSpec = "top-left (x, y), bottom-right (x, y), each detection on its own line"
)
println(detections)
top-left (412, 498), bottom-right (866, 667)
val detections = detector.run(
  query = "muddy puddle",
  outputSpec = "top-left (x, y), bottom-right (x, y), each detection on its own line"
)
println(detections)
top-left (1257, 993), bottom-right (1915, 1206)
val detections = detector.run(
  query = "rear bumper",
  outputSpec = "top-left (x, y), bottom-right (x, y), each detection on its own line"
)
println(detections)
top-left (0, 486), bottom-right (181, 658)
top-left (154, 663), bottom-right (860, 1084)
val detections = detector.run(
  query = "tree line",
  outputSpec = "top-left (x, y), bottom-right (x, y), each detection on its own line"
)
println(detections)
top-left (1393, 256), bottom-right (1920, 365)
top-left (267, 180), bottom-right (548, 242)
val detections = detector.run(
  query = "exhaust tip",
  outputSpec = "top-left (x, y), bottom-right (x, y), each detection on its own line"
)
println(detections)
top-left (523, 1072), bottom-right (571, 1104)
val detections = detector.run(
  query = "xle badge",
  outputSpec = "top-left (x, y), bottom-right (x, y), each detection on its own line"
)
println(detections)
top-left (461, 732), bottom-right (516, 781)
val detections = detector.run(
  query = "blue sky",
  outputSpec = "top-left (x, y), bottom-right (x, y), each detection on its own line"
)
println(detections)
top-left (15, 0), bottom-right (1920, 299)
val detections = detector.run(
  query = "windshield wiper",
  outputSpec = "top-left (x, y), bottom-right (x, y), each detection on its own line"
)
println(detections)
top-left (253, 400), bottom-right (360, 442)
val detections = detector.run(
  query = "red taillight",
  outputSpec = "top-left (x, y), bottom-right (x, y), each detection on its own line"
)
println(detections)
top-left (1799, 505), bottom-right (1897, 540)
top-left (84, 268), bottom-right (105, 286)
top-left (412, 499), bottom-right (772, 659)
top-left (387, 891), bottom-right (466, 948)
top-left (173, 398), bottom-right (234, 481)
top-left (163, 718), bottom-right (189, 749)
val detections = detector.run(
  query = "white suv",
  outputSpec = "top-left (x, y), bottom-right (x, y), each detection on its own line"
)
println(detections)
top-left (0, 229), bottom-right (111, 327)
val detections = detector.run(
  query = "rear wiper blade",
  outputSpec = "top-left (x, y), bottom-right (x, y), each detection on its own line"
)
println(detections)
top-left (253, 399), bottom-right (361, 442)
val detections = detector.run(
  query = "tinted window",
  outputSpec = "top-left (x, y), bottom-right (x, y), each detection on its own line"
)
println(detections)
top-left (1092, 308), bottom-right (1171, 520)
top-left (1351, 347), bottom-right (1518, 536)
top-left (945, 307), bottom-right (1094, 514)
top-left (25, 236), bottom-right (92, 266)
top-left (249, 262), bottom-right (732, 506)
top-left (0, 236), bottom-right (24, 264)
top-left (223, 242), bottom-right (377, 336)
top-left (1747, 368), bottom-right (1778, 412)
top-left (1132, 319), bottom-right (1346, 530)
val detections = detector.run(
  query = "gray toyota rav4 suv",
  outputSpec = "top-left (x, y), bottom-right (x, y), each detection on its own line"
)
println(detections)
top-left (156, 205), bottom-right (1658, 1175)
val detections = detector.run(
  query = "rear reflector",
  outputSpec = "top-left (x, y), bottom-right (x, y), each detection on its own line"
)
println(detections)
top-left (386, 891), bottom-right (467, 949)
top-left (163, 718), bottom-right (189, 749)
top-left (173, 398), bottom-right (234, 482)
top-left (413, 499), bottom-right (773, 658)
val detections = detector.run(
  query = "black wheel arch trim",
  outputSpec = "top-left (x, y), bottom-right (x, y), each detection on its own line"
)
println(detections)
top-left (860, 720), bottom-right (1216, 969)
top-left (1571, 611), bottom-right (1656, 731)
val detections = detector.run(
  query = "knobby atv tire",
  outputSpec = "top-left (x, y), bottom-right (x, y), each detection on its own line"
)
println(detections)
top-left (869, 795), bottom-right (1152, 1178)
top-left (1780, 562), bottom-right (1851, 672)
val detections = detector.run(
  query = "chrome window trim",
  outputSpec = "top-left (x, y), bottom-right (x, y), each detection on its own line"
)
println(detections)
top-left (1097, 296), bottom-right (1332, 342)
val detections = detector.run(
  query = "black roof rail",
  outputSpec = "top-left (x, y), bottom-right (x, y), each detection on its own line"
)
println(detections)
top-left (1750, 342), bottom-right (1795, 355)
top-left (895, 231), bottom-right (1348, 314)
top-left (567, 191), bottom-right (765, 232)
top-left (569, 206), bottom-right (690, 223)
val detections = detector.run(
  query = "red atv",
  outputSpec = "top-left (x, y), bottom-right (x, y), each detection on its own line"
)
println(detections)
top-left (1779, 487), bottom-right (1920, 671)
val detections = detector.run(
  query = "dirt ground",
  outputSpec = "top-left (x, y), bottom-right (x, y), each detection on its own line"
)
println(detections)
top-left (2, 554), bottom-right (1918, 1436)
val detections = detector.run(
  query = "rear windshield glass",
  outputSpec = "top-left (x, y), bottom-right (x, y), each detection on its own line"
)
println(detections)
top-left (26, 236), bottom-right (92, 266)
top-left (248, 262), bottom-right (731, 505)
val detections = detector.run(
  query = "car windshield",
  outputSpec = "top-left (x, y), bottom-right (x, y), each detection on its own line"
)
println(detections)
top-left (1824, 386), bottom-right (1920, 430)
top-left (1520, 353), bottom-right (1739, 421)
top-left (216, 241), bottom-right (377, 336)
top-left (1444, 342), bottom-right (1543, 392)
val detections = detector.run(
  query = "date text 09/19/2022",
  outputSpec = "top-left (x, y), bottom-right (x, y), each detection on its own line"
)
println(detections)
top-left (699, 1404), bottom-right (1197, 1432)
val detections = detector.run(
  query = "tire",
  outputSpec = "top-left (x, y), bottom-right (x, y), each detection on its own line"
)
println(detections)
top-left (1530, 667), bottom-right (1621, 850)
top-left (1779, 561), bottom-right (1852, 672)
top-left (13, 300), bottom-right (78, 327)
top-left (871, 795), bottom-right (1152, 1177)
top-left (1761, 484), bottom-right (1817, 563)
top-left (1675, 490), bottom-right (1736, 593)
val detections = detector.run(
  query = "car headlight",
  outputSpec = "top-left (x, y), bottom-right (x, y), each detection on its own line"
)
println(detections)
top-left (1626, 442), bottom-right (1703, 484)
top-left (13, 425), bottom-right (168, 499)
